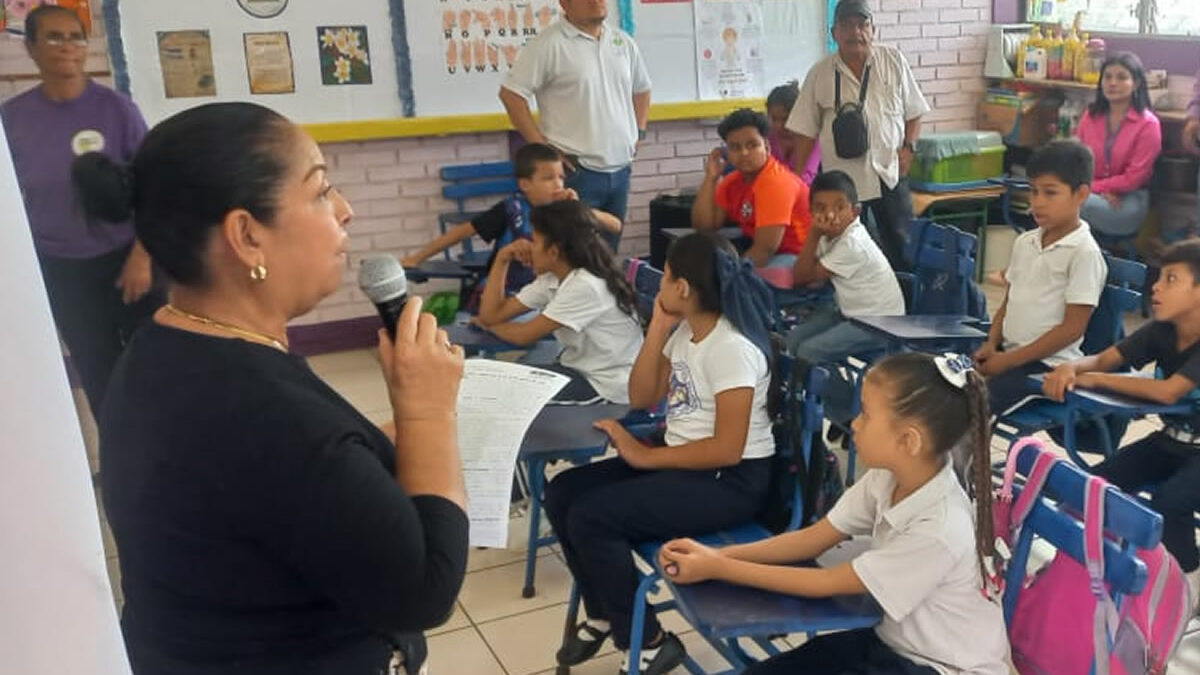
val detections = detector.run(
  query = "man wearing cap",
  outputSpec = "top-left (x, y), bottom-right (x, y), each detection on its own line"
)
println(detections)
top-left (499, 0), bottom-right (651, 253)
top-left (786, 0), bottom-right (929, 271)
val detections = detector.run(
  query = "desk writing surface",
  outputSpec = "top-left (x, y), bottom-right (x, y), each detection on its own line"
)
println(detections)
top-left (520, 403), bottom-right (629, 456)
top-left (446, 323), bottom-right (520, 350)
top-left (1027, 374), bottom-right (1193, 415)
top-left (911, 186), bottom-right (1005, 217)
top-left (849, 315), bottom-right (988, 342)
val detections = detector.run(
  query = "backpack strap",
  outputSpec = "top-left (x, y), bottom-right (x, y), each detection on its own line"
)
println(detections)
top-left (858, 65), bottom-right (871, 105)
top-left (625, 257), bottom-right (642, 285)
top-left (1007, 441), bottom-right (1056, 533)
top-left (835, 70), bottom-right (842, 110)
top-left (1082, 476), bottom-right (1120, 675)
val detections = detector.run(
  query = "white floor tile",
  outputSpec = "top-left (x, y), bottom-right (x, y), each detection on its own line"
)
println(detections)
top-left (426, 627), bottom-right (506, 675)
top-left (478, 603), bottom-right (592, 675)
top-left (459, 556), bottom-right (574, 624)
top-left (305, 348), bottom-right (379, 378)
top-left (428, 602), bottom-right (471, 637)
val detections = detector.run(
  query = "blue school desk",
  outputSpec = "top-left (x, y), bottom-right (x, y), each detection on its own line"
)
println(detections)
top-left (445, 322), bottom-right (522, 353)
top-left (403, 259), bottom-right (480, 283)
top-left (1026, 373), bottom-right (1192, 465)
top-left (660, 226), bottom-right (745, 244)
top-left (517, 402), bottom-right (630, 598)
top-left (848, 314), bottom-right (989, 354)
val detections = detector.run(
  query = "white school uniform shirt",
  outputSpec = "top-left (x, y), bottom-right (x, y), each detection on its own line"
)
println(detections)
top-left (1001, 221), bottom-right (1107, 366)
top-left (785, 44), bottom-right (930, 202)
top-left (816, 218), bottom-right (906, 317)
top-left (661, 317), bottom-right (774, 460)
top-left (516, 268), bottom-right (644, 403)
top-left (502, 20), bottom-right (651, 172)
top-left (827, 462), bottom-right (1009, 675)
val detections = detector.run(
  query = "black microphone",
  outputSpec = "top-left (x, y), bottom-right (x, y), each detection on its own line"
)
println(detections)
top-left (358, 255), bottom-right (408, 339)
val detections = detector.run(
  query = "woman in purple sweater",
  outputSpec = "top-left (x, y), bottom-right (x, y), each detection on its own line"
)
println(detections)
top-left (1, 5), bottom-right (163, 415)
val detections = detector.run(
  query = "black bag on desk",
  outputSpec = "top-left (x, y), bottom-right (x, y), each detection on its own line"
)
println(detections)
top-left (831, 66), bottom-right (871, 160)
top-left (649, 193), bottom-right (695, 269)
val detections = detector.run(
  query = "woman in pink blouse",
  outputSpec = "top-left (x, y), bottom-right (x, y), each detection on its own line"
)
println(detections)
top-left (1075, 52), bottom-right (1162, 238)
top-left (766, 81), bottom-right (821, 185)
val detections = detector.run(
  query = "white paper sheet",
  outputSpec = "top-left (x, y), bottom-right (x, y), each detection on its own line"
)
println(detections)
top-left (457, 359), bottom-right (568, 548)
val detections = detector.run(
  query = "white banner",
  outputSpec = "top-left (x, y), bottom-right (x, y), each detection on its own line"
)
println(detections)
top-left (0, 120), bottom-right (130, 673)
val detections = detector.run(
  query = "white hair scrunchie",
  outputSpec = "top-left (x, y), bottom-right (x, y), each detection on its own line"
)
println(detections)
top-left (933, 352), bottom-right (974, 389)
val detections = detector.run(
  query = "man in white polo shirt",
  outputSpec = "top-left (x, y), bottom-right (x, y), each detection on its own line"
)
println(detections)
top-left (786, 0), bottom-right (929, 271)
top-left (500, 0), bottom-right (651, 252)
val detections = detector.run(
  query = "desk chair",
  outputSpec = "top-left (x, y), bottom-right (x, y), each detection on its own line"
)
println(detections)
top-left (438, 161), bottom-right (518, 266)
top-left (555, 362), bottom-right (880, 674)
top-left (993, 255), bottom-right (1147, 465)
top-left (825, 219), bottom-right (983, 484)
top-left (1001, 443), bottom-right (1163, 674)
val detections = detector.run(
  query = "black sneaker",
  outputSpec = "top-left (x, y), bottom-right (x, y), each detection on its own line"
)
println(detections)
top-left (555, 621), bottom-right (610, 666)
top-left (619, 632), bottom-right (685, 675)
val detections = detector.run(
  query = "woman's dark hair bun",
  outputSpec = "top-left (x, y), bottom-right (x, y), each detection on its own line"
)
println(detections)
top-left (71, 152), bottom-right (135, 223)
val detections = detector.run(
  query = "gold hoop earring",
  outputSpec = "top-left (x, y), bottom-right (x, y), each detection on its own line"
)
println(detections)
top-left (250, 264), bottom-right (268, 282)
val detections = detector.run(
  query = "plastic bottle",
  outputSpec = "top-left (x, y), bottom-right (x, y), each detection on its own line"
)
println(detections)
top-left (1063, 28), bottom-right (1080, 81)
top-left (1047, 25), bottom-right (1064, 80)
top-left (1022, 26), bottom-right (1044, 80)
top-left (1016, 27), bottom-right (1035, 78)
top-left (1078, 37), bottom-right (1105, 85)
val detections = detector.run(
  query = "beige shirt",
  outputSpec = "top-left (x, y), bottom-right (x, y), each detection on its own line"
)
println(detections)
top-left (828, 462), bottom-right (1009, 675)
top-left (786, 44), bottom-right (929, 201)
top-left (502, 20), bottom-right (651, 171)
top-left (1002, 221), bottom-right (1107, 366)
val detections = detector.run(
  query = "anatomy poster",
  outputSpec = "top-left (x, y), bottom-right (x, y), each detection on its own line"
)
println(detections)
top-left (439, 1), bottom-right (558, 75)
top-left (695, 0), bottom-right (765, 100)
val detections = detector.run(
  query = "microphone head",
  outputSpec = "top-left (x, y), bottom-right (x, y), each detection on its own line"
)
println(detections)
top-left (357, 255), bottom-right (407, 304)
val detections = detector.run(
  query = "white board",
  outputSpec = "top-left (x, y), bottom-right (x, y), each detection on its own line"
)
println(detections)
top-left (116, 1), bottom-right (403, 125)
top-left (0, 120), bottom-right (131, 674)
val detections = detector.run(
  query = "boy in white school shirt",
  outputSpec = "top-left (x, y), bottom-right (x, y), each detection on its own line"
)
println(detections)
top-left (974, 141), bottom-right (1107, 416)
top-left (787, 170), bottom-right (905, 421)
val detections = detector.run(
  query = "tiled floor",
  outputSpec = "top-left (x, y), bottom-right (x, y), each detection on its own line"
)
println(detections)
top-left (78, 287), bottom-right (1200, 674)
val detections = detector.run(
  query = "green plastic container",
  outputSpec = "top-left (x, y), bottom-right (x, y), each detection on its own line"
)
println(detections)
top-left (909, 131), bottom-right (1006, 185)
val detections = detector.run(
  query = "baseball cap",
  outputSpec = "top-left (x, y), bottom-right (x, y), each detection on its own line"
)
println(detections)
top-left (834, 0), bottom-right (873, 23)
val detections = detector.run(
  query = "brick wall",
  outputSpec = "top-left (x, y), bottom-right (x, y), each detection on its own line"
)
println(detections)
top-left (0, 0), bottom-right (991, 334)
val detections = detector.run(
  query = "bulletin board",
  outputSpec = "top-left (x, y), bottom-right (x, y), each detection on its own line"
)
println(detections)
top-left (104, 0), bottom-right (411, 125)
top-left (102, 0), bottom-right (827, 138)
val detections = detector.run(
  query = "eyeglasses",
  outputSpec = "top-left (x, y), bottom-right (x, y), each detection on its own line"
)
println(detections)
top-left (41, 34), bottom-right (89, 48)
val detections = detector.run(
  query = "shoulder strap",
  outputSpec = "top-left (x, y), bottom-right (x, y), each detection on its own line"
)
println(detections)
top-left (1083, 476), bottom-right (1119, 675)
top-left (835, 70), bottom-right (842, 109)
top-left (1008, 447), bottom-right (1056, 532)
top-left (859, 65), bottom-right (871, 105)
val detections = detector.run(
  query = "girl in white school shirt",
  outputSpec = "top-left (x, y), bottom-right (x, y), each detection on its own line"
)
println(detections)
top-left (661, 352), bottom-right (1010, 675)
top-left (475, 199), bottom-right (643, 404)
top-left (546, 232), bottom-right (780, 675)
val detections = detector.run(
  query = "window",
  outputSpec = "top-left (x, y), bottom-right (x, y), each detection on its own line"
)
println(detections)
top-left (1028, 0), bottom-right (1200, 37)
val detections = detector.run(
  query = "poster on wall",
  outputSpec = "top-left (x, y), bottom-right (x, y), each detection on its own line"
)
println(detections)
top-left (3, 0), bottom-right (92, 36)
top-left (317, 25), bottom-right (373, 85)
top-left (157, 30), bottom-right (217, 98)
top-left (439, 1), bottom-right (557, 75)
top-left (694, 0), bottom-right (765, 100)
top-left (244, 32), bottom-right (294, 94)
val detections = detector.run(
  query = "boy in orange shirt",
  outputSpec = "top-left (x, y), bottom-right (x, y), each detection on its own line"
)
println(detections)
top-left (692, 108), bottom-right (812, 268)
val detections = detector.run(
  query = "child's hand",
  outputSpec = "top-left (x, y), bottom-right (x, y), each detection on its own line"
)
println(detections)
top-left (552, 187), bottom-right (579, 202)
top-left (1102, 193), bottom-right (1123, 209)
top-left (498, 239), bottom-right (533, 266)
top-left (973, 343), bottom-right (996, 367)
top-left (659, 538), bottom-right (723, 584)
top-left (649, 295), bottom-right (682, 332)
top-left (593, 419), bottom-right (651, 468)
top-left (704, 148), bottom-right (727, 180)
top-left (401, 254), bottom-right (423, 269)
top-left (1042, 364), bottom-right (1078, 401)
top-left (1074, 372), bottom-right (1100, 390)
top-left (976, 350), bottom-right (1012, 378)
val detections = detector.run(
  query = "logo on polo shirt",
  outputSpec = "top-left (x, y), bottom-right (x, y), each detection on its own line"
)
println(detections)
top-left (71, 129), bottom-right (106, 155)
top-left (740, 201), bottom-right (753, 220)
top-left (613, 36), bottom-right (623, 46)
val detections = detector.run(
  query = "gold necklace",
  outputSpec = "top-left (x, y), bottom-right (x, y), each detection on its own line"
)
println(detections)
top-left (163, 304), bottom-right (288, 352)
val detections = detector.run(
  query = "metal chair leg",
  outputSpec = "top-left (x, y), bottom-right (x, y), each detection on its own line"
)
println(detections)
top-left (523, 458), bottom-right (547, 598)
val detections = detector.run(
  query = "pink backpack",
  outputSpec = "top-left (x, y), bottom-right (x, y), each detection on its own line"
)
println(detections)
top-left (993, 438), bottom-right (1192, 675)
